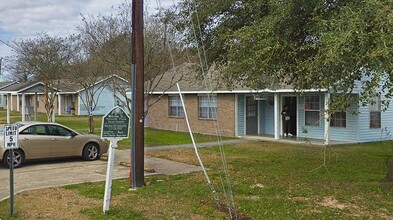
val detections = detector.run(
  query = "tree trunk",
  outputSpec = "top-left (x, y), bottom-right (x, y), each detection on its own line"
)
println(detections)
top-left (384, 158), bottom-right (393, 182)
top-left (89, 115), bottom-right (94, 133)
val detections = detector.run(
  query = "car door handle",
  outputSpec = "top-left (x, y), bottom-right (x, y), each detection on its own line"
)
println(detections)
top-left (22, 138), bottom-right (29, 141)
top-left (51, 138), bottom-right (58, 141)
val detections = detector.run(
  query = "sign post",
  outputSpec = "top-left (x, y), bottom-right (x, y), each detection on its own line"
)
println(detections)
top-left (101, 107), bottom-right (130, 213)
top-left (4, 124), bottom-right (19, 217)
top-left (89, 106), bottom-right (94, 116)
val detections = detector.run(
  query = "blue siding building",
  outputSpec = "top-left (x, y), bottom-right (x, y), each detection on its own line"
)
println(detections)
top-left (145, 68), bottom-right (393, 144)
top-left (235, 89), bottom-right (392, 144)
top-left (0, 75), bottom-right (129, 119)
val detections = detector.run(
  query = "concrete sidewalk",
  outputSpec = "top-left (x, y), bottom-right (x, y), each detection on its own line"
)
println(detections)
top-left (0, 138), bottom-right (253, 201)
top-left (0, 150), bottom-right (202, 201)
top-left (145, 139), bottom-right (254, 151)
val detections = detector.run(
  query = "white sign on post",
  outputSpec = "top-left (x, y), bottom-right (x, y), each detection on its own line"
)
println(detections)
top-left (4, 124), bottom-right (19, 217)
top-left (4, 124), bottom-right (19, 149)
top-left (89, 106), bottom-right (94, 117)
top-left (101, 107), bottom-right (130, 214)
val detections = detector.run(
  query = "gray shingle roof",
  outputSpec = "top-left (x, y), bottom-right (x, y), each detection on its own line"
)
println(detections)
top-left (1, 81), bottom-right (39, 92)
top-left (149, 63), bottom-right (295, 94)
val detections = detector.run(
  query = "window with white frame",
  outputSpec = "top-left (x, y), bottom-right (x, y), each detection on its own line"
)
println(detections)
top-left (199, 95), bottom-right (217, 119)
top-left (370, 95), bottom-right (381, 128)
top-left (305, 95), bottom-right (320, 126)
top-left (168, 95), bottom-right (184, 117)
top-left (330, 111), bottom-right (346, 127)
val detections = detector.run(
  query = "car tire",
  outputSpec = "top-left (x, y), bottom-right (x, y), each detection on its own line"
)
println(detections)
top-left (3, 149), bottom-right (25, 169)
top-left (83, 143), bottom-right (100, 161)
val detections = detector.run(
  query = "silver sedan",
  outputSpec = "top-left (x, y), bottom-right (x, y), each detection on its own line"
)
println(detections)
top-left (0, 122), bottom-right (109, 168)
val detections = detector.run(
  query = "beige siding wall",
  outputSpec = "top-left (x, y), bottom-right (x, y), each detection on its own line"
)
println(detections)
top-left (38, 95), bottom-right (47, 113)
top-left (9, 94), bottom-right (80, 116)
top-left (147, 94), bottom-right (236, 137)
top-left (12, 95), bottom-right (17, 111)
top-left (60, 95), bottom-right (66, 114)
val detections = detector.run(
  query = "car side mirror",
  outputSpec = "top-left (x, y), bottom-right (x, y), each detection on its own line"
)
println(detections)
top-left (70, 132), bottom-right (77, 138)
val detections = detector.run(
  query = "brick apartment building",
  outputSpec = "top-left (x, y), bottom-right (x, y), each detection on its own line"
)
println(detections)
top-left (148, 93), bottom-right (236, 137)
top-left (147, 65), bottom-right (393, 144)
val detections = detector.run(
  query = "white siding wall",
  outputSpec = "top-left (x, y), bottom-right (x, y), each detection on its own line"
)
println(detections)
top-left (298, 94), bottom-right (325, 140)
top-left (357, 73), bottom-right (393, 142)
top-left (264, 98), bottom-right (275, 135)
top-left (358, 101), bottom-right (393, 142)
top-left (259, 100), bottom-right (265, 135)
top-left (329, 101), bottom-right (359, 142)
top-left (79, 85), bottom-right (115, 116)
top-left (237, 94), bottom-right (245, 136)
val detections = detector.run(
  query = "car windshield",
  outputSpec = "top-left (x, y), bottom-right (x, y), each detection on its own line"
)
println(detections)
top-left (14, 122), bottom-right (26, 128)
top-left (0, 122), bottom-right (28, 135)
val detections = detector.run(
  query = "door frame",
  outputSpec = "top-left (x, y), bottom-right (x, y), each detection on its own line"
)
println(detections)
top-left (244, 95), bottom-right (259, 135)
top-left (281, 94), bottom-right (298, 136)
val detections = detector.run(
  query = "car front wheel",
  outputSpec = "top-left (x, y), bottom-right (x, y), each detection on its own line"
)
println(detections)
top-left (83, 143), bottom-right (100, 161)
top-left (3, 149), bottom-right (25, 168)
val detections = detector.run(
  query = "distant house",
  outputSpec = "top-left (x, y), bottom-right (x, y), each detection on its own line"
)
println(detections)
top-left (57, 75), bottom-right (129, 116)
top-left (0, 81), bottom-right (19, 109)
top-left (147, 70), bottom-right (392, 144)
top-left (0, 75), bottom-right (129, 118)
top-left (0, 81), bottom-right (48, 114)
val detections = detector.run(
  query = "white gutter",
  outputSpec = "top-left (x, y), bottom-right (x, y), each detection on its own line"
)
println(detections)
top-left (149, 88), bottom-right (330, 95)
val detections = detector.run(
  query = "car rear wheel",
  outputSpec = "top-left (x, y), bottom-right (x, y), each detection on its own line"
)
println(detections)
top-left (83, 143), bottom-right (100, 161)
top-left (3, 149), bottom-right (25, 168)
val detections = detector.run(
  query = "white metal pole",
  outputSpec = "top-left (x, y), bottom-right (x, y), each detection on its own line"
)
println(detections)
top-left (10, 94), bottom-right (13, 111)
top-left (16, 95), bottom-right (19, 112)
top-left (21, 93), bottom-right (26, 122)
top-left (324, 93), bottom-right (331, 146)
top-left (58, 94), bottom-right (62, 115)
top-left (7, 94), bottom-right (10, 124)
top-left (34, 93), bottom-right (38, 121)
top-left (103, 140), bottom-right (117, 213)
top-left (274, 93), bottom-right (280, 140)
top-left (176, 83), bottom-right (220, 208)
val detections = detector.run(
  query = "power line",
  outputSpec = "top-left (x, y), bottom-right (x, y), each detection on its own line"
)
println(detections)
top-left (0, 39), bottom-right (17, 51)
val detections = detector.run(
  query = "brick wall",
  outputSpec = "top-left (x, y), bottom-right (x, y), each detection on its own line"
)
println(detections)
top-left (147, 93), bottom-right (236, 137)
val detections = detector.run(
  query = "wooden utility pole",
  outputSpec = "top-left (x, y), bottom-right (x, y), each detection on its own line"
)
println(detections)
top-left (0, 57), bottom-right (3, 74)
top-left (131, 0), bottom-right (144, 188)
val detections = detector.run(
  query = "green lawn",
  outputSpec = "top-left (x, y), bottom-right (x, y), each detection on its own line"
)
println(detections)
top-left (1, 141), bottom-right (392, 219)
top-left (119, 128), bottom-right (232, 149)
top-left (0, 109), bottom-right (233, 149)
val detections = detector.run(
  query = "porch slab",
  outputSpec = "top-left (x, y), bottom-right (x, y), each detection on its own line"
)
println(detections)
top-left (242, 135), bottom-right (357, 146)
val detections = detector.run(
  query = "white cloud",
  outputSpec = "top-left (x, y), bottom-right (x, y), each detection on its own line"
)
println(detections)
top-left (0, 0), bottom-right (179, 59)
top-left (0, 0), bottom-right (177, 80)
top-left (0, 0), bottom-right (86, 39)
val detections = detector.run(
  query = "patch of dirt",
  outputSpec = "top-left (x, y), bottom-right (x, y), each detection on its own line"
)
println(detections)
top-left (146, 149), bottom-right (197, 164)
top-left (237, 195), bottom-right (261, 202)
top-left (250, 183), bottom-right (265, 189)
top-left (288, 196), bottom-right (309, 202)
top-left (376, 209), bottom-right (393, 220)
top-left (232, 142), bottom-right (293, 153)
top-left (316, 196), bottom-right (393, 219)
top-left (217, 201), bottom-right (254, 220)
top-left (15, 187), bottom-right (100, 220)
top-left (316, 197), bottom-right (347, 210)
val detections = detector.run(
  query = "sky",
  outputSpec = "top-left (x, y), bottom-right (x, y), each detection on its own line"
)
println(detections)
top-left (0, 0), bottom-right (179, 68)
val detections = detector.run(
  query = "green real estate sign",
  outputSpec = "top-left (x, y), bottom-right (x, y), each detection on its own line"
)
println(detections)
top-left (101, 106), bottom-right (130, 139)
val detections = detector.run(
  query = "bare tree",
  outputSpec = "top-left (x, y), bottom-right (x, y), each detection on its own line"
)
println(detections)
top-left (10, 33), bottom-right (70, 121)
top-left (4, 57), bottom-right (34, 82)
top-left (76, 3), bottom-right (191, 117)
top-left (67, 34), bottom-right (118, 133)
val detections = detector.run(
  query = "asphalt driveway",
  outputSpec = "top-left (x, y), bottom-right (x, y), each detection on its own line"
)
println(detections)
top-left (0, 149), bottom-right (202, 201)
